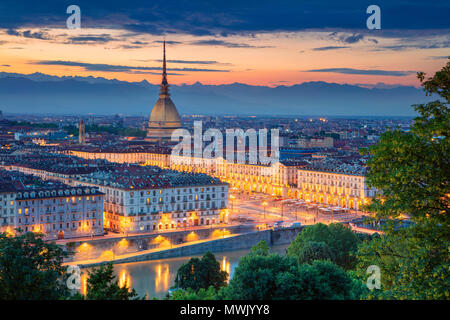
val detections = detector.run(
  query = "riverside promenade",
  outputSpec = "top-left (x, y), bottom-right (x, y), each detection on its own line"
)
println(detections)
top-left (64, 226), bottom-right (304, 268)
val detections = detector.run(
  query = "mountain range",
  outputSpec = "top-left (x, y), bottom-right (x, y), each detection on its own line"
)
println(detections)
top-left (0, 72), bottom-right (432, 116)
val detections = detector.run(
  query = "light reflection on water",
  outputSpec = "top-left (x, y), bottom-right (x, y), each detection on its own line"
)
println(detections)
top-left (84, 244), bottom-right (288, 299)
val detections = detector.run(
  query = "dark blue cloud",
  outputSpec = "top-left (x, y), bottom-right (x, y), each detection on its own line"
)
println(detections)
top-left (190, 39), bottom-right (271, 48)
top-left (155, 60), bottom-right (232, 66)
top-left (32, 60), bottom-right (230, 73)
top-left (0, 1), bottom-right (448, 36)
top-left (312, 46), bottom-right (350, 51)
top-left (306, 68), bottom-right (416, 76)
top-left (428, 55), bottom-right (450, 60)
top-left (6, 28), bottom-right (49, 39)
top-left (329, 32), bottom-right (365, 44)
top-left (68, 34), bottom-right (115, 43)
top-left (153, 40), bottom-right (182, 45)
top-left (377, 41), bottom-right (450, 51)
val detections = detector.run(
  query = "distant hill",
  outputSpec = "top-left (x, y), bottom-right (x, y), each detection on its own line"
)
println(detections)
top-left (0, 72), bottom-right (431, 116)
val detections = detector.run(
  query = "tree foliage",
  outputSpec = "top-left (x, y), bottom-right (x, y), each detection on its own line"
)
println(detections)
top-left (356, 222), bottom-right (449, 299)
top-left (287, 223), bottom-right (360, 270)
top-left (174, 251), bottom-right (228, 292)
top-left (296, 241), bottom-right (335, 265)
top-left (0, 232), bottom-right (70, 300)
top-left (169, 286), bottom-right (217, 300)
top-left (220, 245), bottom-right (359, 300)
top-left (362, 59), bottom-right (449, 223)
top-left (249, 240), bottom-right (270, 256)
top-left (219, 252), bottom-right (298, 300)
top-left (82, 263), bottom-right (141, 300)
top-left (356, 59), bottom-right (450, 299)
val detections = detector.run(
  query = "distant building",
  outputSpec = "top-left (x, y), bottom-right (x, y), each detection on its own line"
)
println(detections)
top-left (298, 136), bottom-right (333, 148)
top-left (146, 41), bottom-right (181, 143)
top-left (79, 119), bottom-right (86, 145)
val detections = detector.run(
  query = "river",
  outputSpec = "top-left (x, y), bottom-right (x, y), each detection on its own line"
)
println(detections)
top-left (81, 244), bottom-right (289, 299)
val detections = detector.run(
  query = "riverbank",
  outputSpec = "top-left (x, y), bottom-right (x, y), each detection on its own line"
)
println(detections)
top-left (65, 226), bottom-right (304, 268)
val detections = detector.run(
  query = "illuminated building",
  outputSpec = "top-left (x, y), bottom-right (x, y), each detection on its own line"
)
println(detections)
top-left (169, 155), bottom-right (305, 197)
top-left (146, 40), bottom-right (181, 142)
top-left (71, 165), bottom-right (229, 233)
top-left (64, 145), bottom-right (377, 207)
top-left (0, 170), bottom-right (104, 240)
top-left (14, 187), bottom-right (104, 240)
top-left (0, 183), bottom-right (16, 234)
top-left (296, 163), bottom-right (376, 210)
top-left (67, 146), bottom-right (170, 168)
top-left (67, 148), bottom-right (306, 198)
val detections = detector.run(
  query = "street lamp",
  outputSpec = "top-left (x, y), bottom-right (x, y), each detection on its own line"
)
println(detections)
top-left (229, 195), bottom-right (235, 214)
top-left (262, 201), bottom-right (268, 220)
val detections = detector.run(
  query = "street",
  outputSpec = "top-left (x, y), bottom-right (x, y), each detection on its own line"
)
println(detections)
top-left (228, 190), bottom-right (368, 227)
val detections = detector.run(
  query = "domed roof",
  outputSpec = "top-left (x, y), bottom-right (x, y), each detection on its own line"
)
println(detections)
top-left (147, 40), bottom-right (181, 134)
top-left (148, 94), bottom-right (181, 128)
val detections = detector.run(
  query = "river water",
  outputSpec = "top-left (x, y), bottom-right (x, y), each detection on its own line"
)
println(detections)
top-left (81, 244), bottom-right (288, 299)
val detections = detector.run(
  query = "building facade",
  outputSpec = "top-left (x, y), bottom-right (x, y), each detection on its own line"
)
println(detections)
top-left (14, 187), bottom-right (104, 240)
top-left (72, 166), bottom-right (229, 233)
top-left (0, 184), bottom-right (16, 235)
top-left (0, 182), bottom-right (104, 240)
top-left (296, 168), bottom-right (376, 210)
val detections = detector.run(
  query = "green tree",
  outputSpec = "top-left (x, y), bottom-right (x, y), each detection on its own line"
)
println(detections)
top-left (0, 232), bottom-right (70, 300)
top-left (169, 286), bottom-right (217, 300)
top-left (249, 240), bottom-right (270, 256)
top-left (356, 59), bottom-right (450, 299)
top-left (296, 241), bottom-right (335, 265)
top-left (174, 251), bottom-right (228, 292)
top-left (288, 223), bottom-right (360, 270)
top-left (219, 252), bottom-right (299, 300)
top-left (362, 59), bottom-right (449, 223)
top-left (356, 221), bottom-right (449, 299)
top-left (220, 244), bottom-right (359, 300)
top-left (82, 263), bottom-right (141, 300)
top-left (276, 260), bottom-right (357, 300)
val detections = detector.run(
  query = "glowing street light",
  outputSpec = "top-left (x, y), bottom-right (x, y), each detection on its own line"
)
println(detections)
top-left (262, 201), bottom-right (268, 220)
top-left (229, 194), bottom-right (236, 213)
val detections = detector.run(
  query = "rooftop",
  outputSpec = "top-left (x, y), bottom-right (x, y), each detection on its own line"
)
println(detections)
top-left (75, 164), bottom-right (226, 190)
top-left (301, 157), bottom-right (367, 175)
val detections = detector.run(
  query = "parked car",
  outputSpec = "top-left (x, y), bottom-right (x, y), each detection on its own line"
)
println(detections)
top-left (273, 221), bottom-right (284, 228)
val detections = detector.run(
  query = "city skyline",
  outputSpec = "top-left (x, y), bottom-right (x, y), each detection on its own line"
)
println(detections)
top-left (0, 0), bottom-right (448, 305)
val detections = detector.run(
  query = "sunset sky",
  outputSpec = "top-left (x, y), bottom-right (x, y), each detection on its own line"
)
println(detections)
top-left (0, 0), bottom-right (449, 87)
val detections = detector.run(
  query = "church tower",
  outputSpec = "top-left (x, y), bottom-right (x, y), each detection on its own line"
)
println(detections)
top-left (146, 41), bottom-right (181, 142)
top-left (78, 119), bottom-right (85, 145)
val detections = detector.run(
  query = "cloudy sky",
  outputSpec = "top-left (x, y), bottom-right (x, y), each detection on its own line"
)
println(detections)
top-left (0, 0), bottom-right (449, 87)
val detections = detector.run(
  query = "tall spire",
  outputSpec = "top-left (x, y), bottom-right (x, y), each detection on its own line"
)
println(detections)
top-left (160, 40), bottom-right (169, 96)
